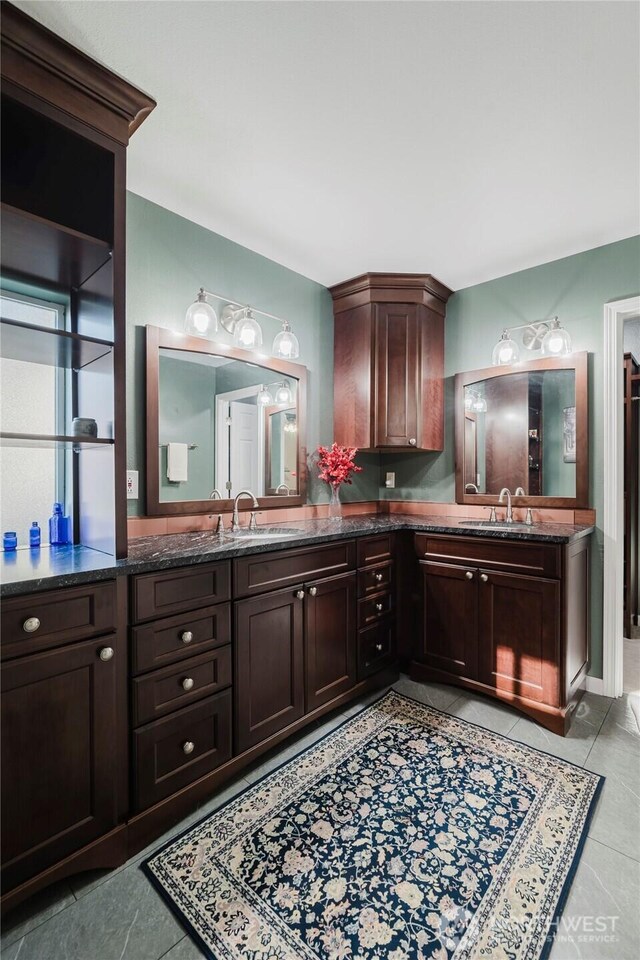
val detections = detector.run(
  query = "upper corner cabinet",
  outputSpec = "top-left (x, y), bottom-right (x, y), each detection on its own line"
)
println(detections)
top-left (329, 273), bottom-right (453, 451)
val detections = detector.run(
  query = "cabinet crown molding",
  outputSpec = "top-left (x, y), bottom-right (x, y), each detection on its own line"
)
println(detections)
top-left (329, 272), bottom-right (454, 312)
top-left (1, 0), bottom-right (156, 144)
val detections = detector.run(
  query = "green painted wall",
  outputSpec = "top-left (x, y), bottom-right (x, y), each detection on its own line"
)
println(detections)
top-left (125, 193), bottom-right (380, 512)
top-left (541, 370), bottom-right (576, 498)
top-left (383, 235), bottom-right (640, 676)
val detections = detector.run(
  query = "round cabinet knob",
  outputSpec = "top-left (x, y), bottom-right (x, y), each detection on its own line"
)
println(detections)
top-left (375, 602), bottom-right (384, 612)
top-left (182, 677), bottom-right (195, 692)
top-left (375, 643), bottom-right (383, 652)
top-left (308, 586), bottom-right (317, 597)
top-left (182, 741), bottom-right (195, 755)
top-left (465, 571), bottom-right (474, 580)
top-left (181, 631), bottom-right (194, 644)
top-left (480, 573), bottom-right (489, 583)
top-left (375, 572), bottom-right (384, 582)
top-left (409, 438), bottom-right (417, 446)
top-left (99, 646), bottom-right (114, 662)
top-left (296, 590), bottom-right (305, 600)
top-left (22, 616), bottom-right (41, 634)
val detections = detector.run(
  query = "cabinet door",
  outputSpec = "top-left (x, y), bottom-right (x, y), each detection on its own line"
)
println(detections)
top-left (477, 570), bottom-right (560, 705)
top-left (375, 304), bottom-right (419, 448)
top-left (235, 587), bottom-right (305, 753)
top-left (1, 636), bottom-right (119, 891)
top-left (418, 561), bottom-right (478, 678)
top-left (305, 572), bottom-right (357, 711)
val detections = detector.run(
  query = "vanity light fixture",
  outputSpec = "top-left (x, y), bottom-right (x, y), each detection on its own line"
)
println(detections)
top-left (464, 389), bottom-right (487, 413)
top-left (283, 414), bottom-right (298, 434)
top-left (275, 380), bottom-right (293, 405)
top-left (491, 317), bottom-right (572, 366)
top-left (185, 288), bottom-right (300, 358)
top-left (257, 385), bottom-right (272, 406)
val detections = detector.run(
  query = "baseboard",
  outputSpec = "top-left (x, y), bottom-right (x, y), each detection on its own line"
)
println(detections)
top-left (585, 676), bottom-right (604, 696)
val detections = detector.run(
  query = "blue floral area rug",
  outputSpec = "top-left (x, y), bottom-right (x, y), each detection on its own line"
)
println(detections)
top-left (143, 691), bottom-right (603, 960)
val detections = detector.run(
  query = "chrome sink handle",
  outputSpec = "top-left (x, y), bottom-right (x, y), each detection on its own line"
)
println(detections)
top-left (484, 505), bottom-right (497, 523)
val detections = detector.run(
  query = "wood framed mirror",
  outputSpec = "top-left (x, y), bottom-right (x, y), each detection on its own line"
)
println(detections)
top-left (145, 325), bottom-right (307, 516)
top-left (455, 352), bottom-right (589, 508)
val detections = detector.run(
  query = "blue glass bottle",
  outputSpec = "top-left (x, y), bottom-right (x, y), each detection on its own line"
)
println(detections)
top-left (49, 503), bottom-right (70, 545)
top-left (29, 522), bottom-right (41, 548)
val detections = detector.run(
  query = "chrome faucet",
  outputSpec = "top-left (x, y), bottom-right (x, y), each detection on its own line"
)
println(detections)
top-left (208, 488), bottom-right (223, 500)
top-left (514, 486), bottom-right (526, 497)
top-left (275, 483), bottom-right (290, 495)
top-left (232, 490), bottom-right (259, 532)
top-left (499, 487), bottom-right (514, 523)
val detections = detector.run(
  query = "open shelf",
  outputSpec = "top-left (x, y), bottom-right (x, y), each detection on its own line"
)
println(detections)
top-left (0, 433), bottom-right (114, 449)
top-left (0, 203), bottom-right (112, 291)
top-left (0, 319), bottom-right (113, 369)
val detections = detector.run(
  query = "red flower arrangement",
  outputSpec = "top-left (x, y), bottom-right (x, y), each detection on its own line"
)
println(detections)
top-left (316, 442), bottom-right (362, 489)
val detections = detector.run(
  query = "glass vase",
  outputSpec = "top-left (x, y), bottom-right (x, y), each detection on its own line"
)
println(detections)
top-left (328, 484), bottom-right (342, 519)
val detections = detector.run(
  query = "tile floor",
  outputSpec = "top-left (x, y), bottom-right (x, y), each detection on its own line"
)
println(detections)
top-left (2, 676), bottom-right (639, 960)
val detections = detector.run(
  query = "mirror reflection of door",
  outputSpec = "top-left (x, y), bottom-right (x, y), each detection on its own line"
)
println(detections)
top-left (215, 386), bottom-right (264, 497)
top-left (464, 413), bottom-right (478, 493)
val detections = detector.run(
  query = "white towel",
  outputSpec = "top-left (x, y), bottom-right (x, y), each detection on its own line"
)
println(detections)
top-left (167, 443), bottom-right (188, 482)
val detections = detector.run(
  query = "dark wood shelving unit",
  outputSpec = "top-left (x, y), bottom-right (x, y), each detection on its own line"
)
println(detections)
top-left (0, 318), bottom-right (113, 369)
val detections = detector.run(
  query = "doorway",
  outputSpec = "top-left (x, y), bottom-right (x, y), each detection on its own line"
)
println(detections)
top-left (623, 318), bottom-right (640, 694)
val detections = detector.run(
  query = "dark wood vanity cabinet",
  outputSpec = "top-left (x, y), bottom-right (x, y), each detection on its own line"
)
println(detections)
top-left (412, 534), bottom-right (590, 733)
top-left (305, 572), bottom-right (357, 711)
top-left (329, 273), bottom-right (453, 451)
top-left (1, 580), bottom-right (127, 903)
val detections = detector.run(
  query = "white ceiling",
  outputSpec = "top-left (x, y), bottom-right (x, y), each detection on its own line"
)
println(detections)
top-left (14, 1), bottom-right (640, 291)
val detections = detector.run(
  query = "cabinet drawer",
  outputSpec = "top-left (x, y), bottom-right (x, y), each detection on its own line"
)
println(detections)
top-left (1, 581), bottom-right (116, 660)
top-left (358, 561), bottom-right (394, 598)
top-left (133, 690), bottom-right (232, 810)
top-left (131, 604), bottom-right (230, 675)
top-left (131, 562), bottom-right (231, 623)
top-left (234, 540), bottom-right (356, 598)
top-left (132, 646), bottom-right (232, 726)
top-left (358, 619), bottom-right (396, 680)
top-left (358, 591), bottom-right (393, 628)
top-left (414, 534), bottom-right (560, 579)
top-left (357, 534), bottom-right (395, 567)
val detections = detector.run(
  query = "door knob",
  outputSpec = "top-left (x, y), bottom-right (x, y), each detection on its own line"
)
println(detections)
top-left (22, 617), bottom-right (40, 633)
top-left (182, 741), bottom-right (195, 755)
top-left (409, 438), bottom-right (417, 446)
top-left (465, 571), bottom-right (474, 580)
top-left (99, 646), bottom-right (114, 662)
top-left (480, 573), bottom-right (489, 583)
top-left (296, 590), bottom-right (305, 600)
top-left (182, 677), bottom-right (195, 691)
top-left (308, 586), bottom-right (317, 596)
top-left (181, 631), bottom-right (194, 644)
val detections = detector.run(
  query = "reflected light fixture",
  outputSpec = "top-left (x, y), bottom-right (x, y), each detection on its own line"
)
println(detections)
top-left (257, 385), bottom-right (271, 406)
top-left (185, 288), bottom-right (218, 338)
top-left (273, 319), bottom-right (300, 360)
top-left (283, 414), bottom-right (298, 434)
top-left (185, 288), bottom-right (301, 359)
top-left (275, 380), bottom-right (293, 404)
top-left (491, 316), bottom-right (572, 366)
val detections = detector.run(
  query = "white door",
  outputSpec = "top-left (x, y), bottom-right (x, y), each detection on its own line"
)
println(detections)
top-left (229, 401), bottom-right (259, 494)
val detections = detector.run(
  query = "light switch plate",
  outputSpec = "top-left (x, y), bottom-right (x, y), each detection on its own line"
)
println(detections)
top-left (126, 470), bottom-right (139, 499)
top-left (385, 472), bottom-right (395, 488)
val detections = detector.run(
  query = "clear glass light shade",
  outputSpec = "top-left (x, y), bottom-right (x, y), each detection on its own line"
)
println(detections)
top-left (492, 333), bottom-right (520, 366)
top-left (272, 322), bottom-right (300, 360)
top-left (234, 310), bottom-right (263, 349)
top-left (185, 297), bottom-right (218, 337)
top-left (275, 381), bottom-right (293, 404)
top-left (541, 320), bottom-right (572, 357)
top-left (472, 396), bottom-right (488, 413)
top-left (257, 385), bottom-right (271, 405)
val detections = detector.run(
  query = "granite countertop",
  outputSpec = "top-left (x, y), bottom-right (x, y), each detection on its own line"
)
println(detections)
top-left (0, 514), bottom-right (594, 597)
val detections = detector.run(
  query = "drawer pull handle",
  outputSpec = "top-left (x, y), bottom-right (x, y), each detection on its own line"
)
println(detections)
top-left (375, 643), bottom-right (383, 652)
top-left (182, 677), bottom-right (195, 691)
top-left (296, 590), bottom-right (305, 600)
top-left (23, 617), bottom-right (41, 633)
top-left (308, 586), bottom-right (317, 597)
top-left (465, 571), bottom-right (474, 580)
top-left (99, 646), bottom-right (114, 662)
top-left (409, 438), bottom-right (417, 446)
top-left (374, 573), bottom-right (384, 582)
top-left (480, 573), bottom-right (489, 583)
top-left (182, 740), bottom-right (195, 755)
top-left (375, 602), bottom-right (384, 612)
top-left (181, 631), bottom-right (194, 644)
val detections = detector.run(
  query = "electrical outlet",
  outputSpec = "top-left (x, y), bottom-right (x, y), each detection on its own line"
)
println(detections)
top-left (385, 471), bottom-right (396, 488)
top-left (126, 470), bottom-right (139, 499)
